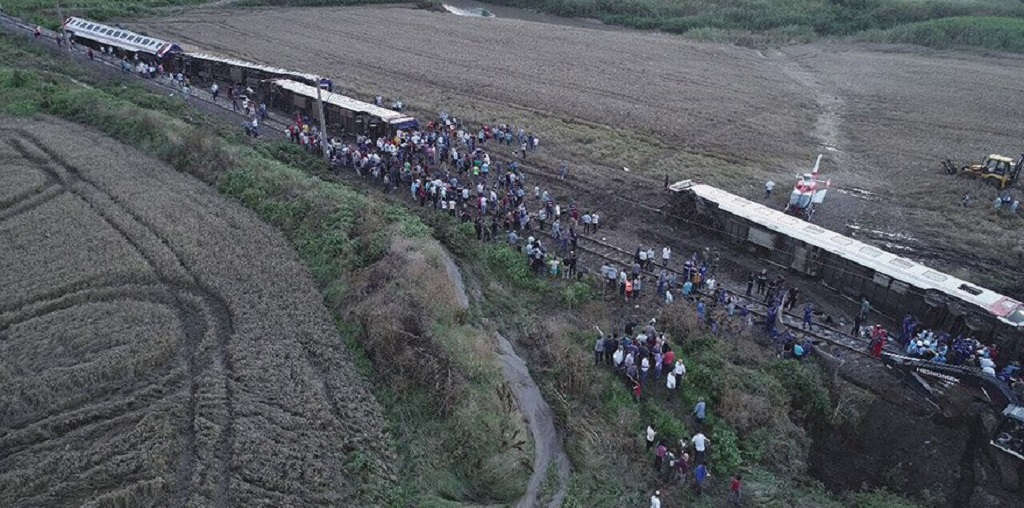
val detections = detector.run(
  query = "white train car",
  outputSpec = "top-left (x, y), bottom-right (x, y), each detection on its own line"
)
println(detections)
top-left (62, 17), bottom-right (182, 61)
top-left (671, 180), bottom-right (1024, 354)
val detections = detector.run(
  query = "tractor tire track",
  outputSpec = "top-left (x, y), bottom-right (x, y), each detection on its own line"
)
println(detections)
top-left (1, 129), bottom-right (238, 505)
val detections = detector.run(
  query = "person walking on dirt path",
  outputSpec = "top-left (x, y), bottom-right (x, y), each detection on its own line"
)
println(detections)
top-left (646, 424), bottom-right (657, 451)
top-left (655, 441), bottom-right (668, 471)
top-left (676, 452), bottom-right (690, 485)
top-left (765, 180), bottom-right (775, 199)
top-left (592, 212), bottom-right (599, 232)
top-left (694, 398), bottom-right (707, 428)
top-left (694, 462), bottom-right (710, 494)
top-left (728, 474), bottom-right (743, 506)
top-left (210, 83), bottom-right (219, 103)
top-left (650, 490), bottom-right (662, 508)
top-left (559, 162), bottom-right (568, 180)
top-left (662, 246), bottom-right (671, 267)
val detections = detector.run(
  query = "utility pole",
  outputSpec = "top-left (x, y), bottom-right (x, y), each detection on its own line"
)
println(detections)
top-left (316, 78), bottom-right (329, 163)
top-left (54, 0), bottom-right (68, 47)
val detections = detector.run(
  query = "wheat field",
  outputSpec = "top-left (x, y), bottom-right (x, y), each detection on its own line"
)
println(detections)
top-left (0, 116), bottom-right (393, 506)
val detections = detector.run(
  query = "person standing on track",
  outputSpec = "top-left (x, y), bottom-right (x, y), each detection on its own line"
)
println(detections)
top-left (803, 303), bottom-right (814, 331)
top-left (210, 82), bottom-right (219, 103)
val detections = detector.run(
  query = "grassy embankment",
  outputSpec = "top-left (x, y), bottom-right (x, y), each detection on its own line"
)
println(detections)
top-left (0, 33), bottom-right (535, 506)
top-left (0, 32), bottom-right (927, 507)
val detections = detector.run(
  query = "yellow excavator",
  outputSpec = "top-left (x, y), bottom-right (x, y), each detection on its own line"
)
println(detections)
top-left (943, 153), bottom-right (1024, 190)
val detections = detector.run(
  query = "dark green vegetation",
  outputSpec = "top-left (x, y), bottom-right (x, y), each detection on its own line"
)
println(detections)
top-left (0, 0), bottom-right (204, 28)
top-left (483, 0), bottom-right (1024, 50)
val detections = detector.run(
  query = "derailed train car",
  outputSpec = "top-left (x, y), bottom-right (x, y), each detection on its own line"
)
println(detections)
top-left (670, 180), bottom-right (1024, 356)
top-left (177, 53), bottom-right (321, 88)
top-left (62, 17), bottom-right (183, 63)
top-left (264, 79), bottom-right (418, 138)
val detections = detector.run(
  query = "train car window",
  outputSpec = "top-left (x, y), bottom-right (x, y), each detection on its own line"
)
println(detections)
top-left (922, 271), bottom-right (947, 282)
top-left (143, 39), bottom-right (152, 46)
top-left (829, 235), bottom-right (852, 245)
top-left (804, 225), bottom-right (826, 234)
top-left (889, 258), bottom-right (914, 269)
top-left (958, 284), bottom-right (983, 296)
top-left (859, 246), bottom-right (883, 257)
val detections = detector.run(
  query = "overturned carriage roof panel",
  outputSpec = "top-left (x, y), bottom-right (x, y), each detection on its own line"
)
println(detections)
top-left (681, 182), bottom-right (1023, 324)
top-left (62, 17), bottom-right (182, 57)
top-left (188, 53), bottom-right (319, 84)
top-left (272, 79), bottom-right (417, 126)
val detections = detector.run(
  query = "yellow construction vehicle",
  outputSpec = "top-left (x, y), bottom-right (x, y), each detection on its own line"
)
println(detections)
top-left (943, 153), bottom-right (1024, 189)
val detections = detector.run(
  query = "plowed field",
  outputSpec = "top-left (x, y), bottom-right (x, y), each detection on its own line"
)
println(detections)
top-left (0, 117), bottom-right (391, 506)
top-left (137, 6), bottom-right (1024, 292)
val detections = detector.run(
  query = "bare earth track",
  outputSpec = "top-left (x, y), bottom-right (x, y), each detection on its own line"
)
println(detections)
top-left (0, 118), bottom-right (393, 506)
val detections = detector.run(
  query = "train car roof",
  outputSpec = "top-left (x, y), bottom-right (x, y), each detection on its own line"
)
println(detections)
top-left (62, 17), bottom-right (182, 57)
top-left (188, 53), bottom-right (319, 84)
top-left (272, 79), bottom-right (417, 125)
top-left (677, 181), bottom-right (1024, 326)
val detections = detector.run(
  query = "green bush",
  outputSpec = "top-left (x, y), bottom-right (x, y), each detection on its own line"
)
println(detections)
top-left (865, 16), bottom-right (1024, 52)
top-left (560, 280), bottom-right (594, 308)
top-left (769, 361), bottom-right (831, 420)
top-left (712, 424), bottom-right (744, 475)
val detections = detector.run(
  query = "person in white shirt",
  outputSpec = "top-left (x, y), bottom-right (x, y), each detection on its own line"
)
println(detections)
top-left (662, 246), bottom-right (671, 267)
top-left (765, 179), bottom-right (776, 199)
top-left (692, 432), bottom-right (710, 463)
top-left (646, 425), bottom-right (657, 451)
top-left (650, 490), bottom-right (661, 508)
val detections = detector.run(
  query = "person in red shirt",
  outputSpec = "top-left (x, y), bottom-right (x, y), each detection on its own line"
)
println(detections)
top-left (729, 474), bottom-right (742, 506)
top-left (870, 325), bottom-right (887, 358)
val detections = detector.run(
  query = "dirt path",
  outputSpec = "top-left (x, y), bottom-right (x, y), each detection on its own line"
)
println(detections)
top-left (438, 249), bottom-right (571, 507)
top-left (494, 330), bottom-right (572, 508)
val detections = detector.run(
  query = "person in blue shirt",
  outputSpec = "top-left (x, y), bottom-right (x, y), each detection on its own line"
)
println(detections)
top-left (802, 303), bottom-right (814, 331)
top-left (694, 398), bottom-right (707, 426)
top-left (696, 300), bottom-right (706, 323)
top-left (694, 463), bottom-right (710, 494)
top-left (682, 280), bottom-right (693, 296)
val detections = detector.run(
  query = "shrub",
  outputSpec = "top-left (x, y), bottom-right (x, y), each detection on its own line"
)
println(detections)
top-left (712, 425), bottom-right (744, 475)
top-left (769, 360), bottom-right (831, 421)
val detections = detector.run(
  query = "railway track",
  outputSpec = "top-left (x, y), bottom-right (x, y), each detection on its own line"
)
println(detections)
top-left (563, 233), bottom-right (878, 359)
top-left (1, 14), bottom-right (885, 361)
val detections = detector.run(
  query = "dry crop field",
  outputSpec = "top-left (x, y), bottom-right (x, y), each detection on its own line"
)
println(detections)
top-left (138, 6), bottom-right (1024, 293)
top-left (0, 117), bottom-right (392, 505)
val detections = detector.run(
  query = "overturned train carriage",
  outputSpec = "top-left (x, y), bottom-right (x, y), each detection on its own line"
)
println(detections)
top-left (62, 17), bottom-right (182, 64)
top-left (670, 180), bottom-right (1024, 356)
top-left (178, 53), bottom-right (321, 88)
top-left (264, 79), bottom-right (418, 138)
